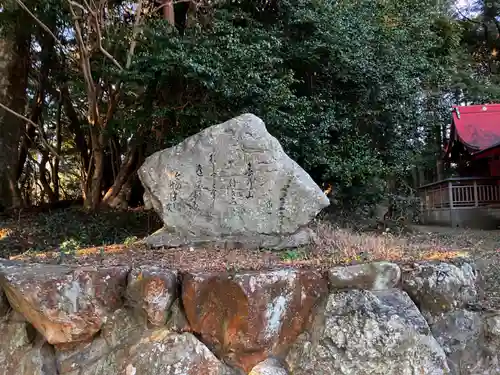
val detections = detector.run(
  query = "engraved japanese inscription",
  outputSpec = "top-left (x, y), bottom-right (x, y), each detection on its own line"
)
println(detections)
top-left (137, 113), bottom-right (330, 249)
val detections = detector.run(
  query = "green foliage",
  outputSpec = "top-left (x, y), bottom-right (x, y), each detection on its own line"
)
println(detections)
top-left (59, 238), bottom-right (80, 255)
top-left (123, 235), bottom-right (138, 246)
top-left (0, 0), bottom-right (477, 216)
top-left (126, 0), bottom-right (461, 209)
top-left (0, 208), bottom-right (162, 257)
top-left (452, 0), bottom-right (500, 102)
top-left (280, 248), bottom-right (307, 262)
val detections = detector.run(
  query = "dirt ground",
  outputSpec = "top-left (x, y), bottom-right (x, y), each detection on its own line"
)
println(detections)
top-left (1, 207), bottom-right (499, 310)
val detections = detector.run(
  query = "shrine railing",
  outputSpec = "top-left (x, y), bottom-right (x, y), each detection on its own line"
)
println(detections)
top-left (418, 177), bottom-right (500, 210)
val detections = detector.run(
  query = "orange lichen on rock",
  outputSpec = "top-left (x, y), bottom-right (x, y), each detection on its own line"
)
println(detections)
top-left (182, 269), bottom-right (327, 372)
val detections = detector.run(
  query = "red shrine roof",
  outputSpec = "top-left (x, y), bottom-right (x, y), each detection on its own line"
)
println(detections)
top-left (446, 104), bottom-right (500, 157)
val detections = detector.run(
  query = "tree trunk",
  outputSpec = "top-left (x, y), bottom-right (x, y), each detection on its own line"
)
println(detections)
top-left (86, 127), bottom-right (106, 210)
top-left (434, 122), bottom-right (444, 181)
top-left (102, 142), bottom-right (140, 206)
top-left (106, 173), bottom-right (135, 209)
top-left (0, 21), bottom-right (30, 208)
top-left (17, 23), bottom-right (56, 181)
top-left (52, 95), bottom-right (63, 200)
top-left (411, 167), bottom-right (419, 189)
top-left (162, 0), bottom-right (176, 25)
top-left (418, 167), bottom-right (426, 186)
top-left (60, 86), bottom-right (91, 172)
top-left (39, 151), bottom-right (57, 203)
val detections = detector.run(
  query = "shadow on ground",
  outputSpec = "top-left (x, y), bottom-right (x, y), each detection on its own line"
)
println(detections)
top-left (0, 207), bottom-right (162, 258)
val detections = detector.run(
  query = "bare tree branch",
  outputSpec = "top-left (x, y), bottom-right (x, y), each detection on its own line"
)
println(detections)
top-left (126, 0), bottom-right (146, 69)
top-left (454, 6), bottom-right (480, 24)
top-left (67, 1), bottom-right (94, 93)
top-left (82, 0), bottom-right (93, 11)
top-left (67, 0), bottom-right (100, 125)
top-left (14, 0), bottom-right (80, 67)
top-left (93, 11), bottom-right (124, 70)
top-left (68, 0), bottom-right (88, 13)
top-left (0, 101), bottom-right (61, 159)
top-left (70, 0), bottom-right (124, 71)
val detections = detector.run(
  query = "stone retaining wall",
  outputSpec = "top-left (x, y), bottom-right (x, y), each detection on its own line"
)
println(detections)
top-left (0, 258), bottom-right (498, 375)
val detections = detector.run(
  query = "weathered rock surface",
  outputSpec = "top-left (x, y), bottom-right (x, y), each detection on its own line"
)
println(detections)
top-left (428, 309), bottom-right (498, 375)
top-left (0, 257), bottom-right (498, 375)
top-left (64, 330), bottom-right (236, 375)
top-left (182, 268), bottom-right (328, 372)
top-left (0, 287), bottom-right (9, 317)
top-left (165, 298), bottom-right (191, 333)
top-left (286, 289), bottom-right (450, 375)
top-left (485, 313), bottom-right (500, 340)
top-left (55, 308), bottom-right (235, 375)
top-left (328, 261), bottom-right (401, 290)
top-left (401, 260), bottom-right (498, 374)
top-left (482, 312), bottom-right (500, 374)
top-left (0, 261), bottom-right (129, 345)
top-left (126, 266), bottom-right (177, 326)
top-left (401, 260), bottom-right (480, 316)
top-left (55, 308), bottom-right (144, 373)
top-left (0, 311), bottom-right (58, 375)
top-left (138, 113), bottom-right (329, 249)
top-left (249, 358), bottom-right (289, 375)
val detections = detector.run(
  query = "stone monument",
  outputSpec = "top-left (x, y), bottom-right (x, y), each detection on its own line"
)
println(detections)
top-left (138, 113), bottom-right (329, 249)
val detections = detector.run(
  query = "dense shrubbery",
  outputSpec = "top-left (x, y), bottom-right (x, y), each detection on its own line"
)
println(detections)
top-left (127, 0), bottom-right (459, 209)
top-left (0, 0), bottom-right (498, 213)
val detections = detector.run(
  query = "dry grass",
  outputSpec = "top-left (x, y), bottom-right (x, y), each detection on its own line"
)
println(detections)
top-left (313, 223), bottom-right (406, 262)
top-left (309, 222), bottom-right (472, 265)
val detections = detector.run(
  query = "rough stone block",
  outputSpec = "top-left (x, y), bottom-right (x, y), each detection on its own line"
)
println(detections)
top-left (182, 268), bottom-right (328, 372)
top-left (138, 113), bottom-right (329, 249)
top-left (0, 260), bottom-right (129, 345)
top-left (126, 266), bottom-right (178, 326)
top-left (401, 260), bottom-right (480, 315)
top-left (328, 261), bottom-right (401, 291)
top-left (286, 288), bottom-right (450, 375)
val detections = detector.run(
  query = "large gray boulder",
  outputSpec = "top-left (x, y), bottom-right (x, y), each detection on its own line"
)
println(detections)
top-left (286, 289), bottom-right (451, 375)
top-left (0, 311), bottom-right (58, 375)
top-left (54, 307), bottom-right (237, 375)
top-left (138, 113), bottom-right (329, 249)
top-left (429, 309), bottom-right (500, 375)
top-left (401, 260), bottom-right (481, 317)
top-left (401, 260), bottom-right (499, 374)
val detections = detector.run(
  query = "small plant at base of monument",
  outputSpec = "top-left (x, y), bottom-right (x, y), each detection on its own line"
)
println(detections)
top-left (60, 238), bottom-right (80, 255)
top-left (280, 248), bottom-right (308, 262)
top-left (124, 236), bottom-right (139, 246)
top-left (57, 238), bottom-right (80, 263)
top-left (98, 246), bottom-right (106, 263)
